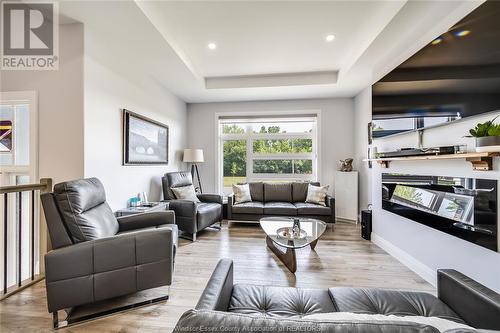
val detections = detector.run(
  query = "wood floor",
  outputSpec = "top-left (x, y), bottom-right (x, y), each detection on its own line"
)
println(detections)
top-left (0, 221), bottom-right (433, 333)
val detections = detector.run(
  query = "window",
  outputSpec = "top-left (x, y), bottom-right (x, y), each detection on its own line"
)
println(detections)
top-left (218, 116), bottom-right (318, 195)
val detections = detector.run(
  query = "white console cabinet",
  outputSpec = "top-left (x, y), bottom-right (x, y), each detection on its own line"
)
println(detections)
top-left (334, 171), bottom-right (358, 222)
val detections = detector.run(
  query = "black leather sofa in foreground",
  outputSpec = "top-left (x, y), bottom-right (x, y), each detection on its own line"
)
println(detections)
top-left (174, 259), bottom-right (500, 332)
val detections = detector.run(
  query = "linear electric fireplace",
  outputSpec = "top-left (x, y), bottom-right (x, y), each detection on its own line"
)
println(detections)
top-left (382, 174), bottom-right (498, 252)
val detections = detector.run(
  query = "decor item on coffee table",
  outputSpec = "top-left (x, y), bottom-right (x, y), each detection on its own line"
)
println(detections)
top-left (227, 182), bottom-right (335, 223)
top-left (183, 148), bottom-right (204, 193)
top-left (174, 259), bottom-right (500, 332)
top-left (41, 178), bottom-right (177, 328)
top-left (260, 217), bottom-right (326, 273)
top-left (162, 171), bottom-right (222, 241)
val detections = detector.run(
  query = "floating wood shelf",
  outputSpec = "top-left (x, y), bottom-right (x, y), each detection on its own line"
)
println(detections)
top-left (365, 152), bottom-right (500, 171)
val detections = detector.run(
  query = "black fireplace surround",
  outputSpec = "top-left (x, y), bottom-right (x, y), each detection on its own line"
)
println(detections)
top-left (382, 174), bottom-right (498, 252)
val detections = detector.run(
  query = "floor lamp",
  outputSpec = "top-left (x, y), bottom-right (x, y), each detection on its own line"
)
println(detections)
top-left (183, 149), bottom-right (204, 193)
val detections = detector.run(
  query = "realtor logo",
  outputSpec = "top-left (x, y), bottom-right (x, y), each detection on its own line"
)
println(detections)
top-left (1, 1), bottom-right (59, 70)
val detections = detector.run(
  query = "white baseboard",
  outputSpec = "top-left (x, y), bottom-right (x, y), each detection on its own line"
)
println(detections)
top-left (371, 233), bottom-right (437, 287)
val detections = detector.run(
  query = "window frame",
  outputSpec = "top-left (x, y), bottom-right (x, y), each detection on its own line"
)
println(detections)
top-left (216, 111), bottom-right (320, 195)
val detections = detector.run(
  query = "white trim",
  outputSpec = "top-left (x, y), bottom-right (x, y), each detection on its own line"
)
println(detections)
top-left (0, 91), bottom-right (38, 183)
top-left (371, 233), bottom-right (437, 287)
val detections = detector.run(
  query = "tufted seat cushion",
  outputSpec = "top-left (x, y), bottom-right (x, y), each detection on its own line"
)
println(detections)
top-left (329, 287), bottom-right (465, 324)
top-left (228, 284), bottom-right (336, 318)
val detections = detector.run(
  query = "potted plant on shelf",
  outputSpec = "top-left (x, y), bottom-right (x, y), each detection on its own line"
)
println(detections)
top-left (468, 115), bottom-right (500, 152)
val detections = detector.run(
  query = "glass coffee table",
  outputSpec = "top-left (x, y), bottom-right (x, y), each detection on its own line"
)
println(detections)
top-left (260, 217), bottom-right (327, 273)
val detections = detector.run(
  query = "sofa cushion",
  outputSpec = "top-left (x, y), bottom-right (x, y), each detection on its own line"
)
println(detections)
top-left (264, 183), bottom-right (292, 202)
top-left (232, 202), bottom-right (264, 215)
top-left (306, 184), bottom-right (329, 206)
top-left (175, 309), bottom-right (445, 333)
top-left (292, 182), bottom-right (320, 202)
top-left (294, 202), bottom-right (331, 216)
top-left (249, 182), bottom-right (264, 202)
top-left (229, 284), bottom-right (336, 317)
top-left (263, 202), bottom-right (297, 215)
top-left (172, 185), bottom-right (201, 202)
top-left (329, 287), bottom-right (465, 324)
top-left (233, 184), bottom-right (252, 204)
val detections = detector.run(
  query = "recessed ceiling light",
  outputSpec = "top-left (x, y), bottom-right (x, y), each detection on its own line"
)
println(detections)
top-left (208, 42), bottom-right (217, 50)
top-left (431, 37), bottom-right (442, 45)
top-left (325, 34), bottom-right (335, 42)
top-left (455, 30), bottom-right (471, 37)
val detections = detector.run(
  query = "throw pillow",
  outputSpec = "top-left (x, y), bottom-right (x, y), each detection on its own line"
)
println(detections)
top-left (305, 184), bottom-right (329, 206)
top-left (171, 185), bottom-right (200, 202)
top-left (232, 184), bottom-right (252, 204)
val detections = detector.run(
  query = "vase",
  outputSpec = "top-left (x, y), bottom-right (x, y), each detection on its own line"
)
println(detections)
top-left (475, 136), bottom-right (500, 152)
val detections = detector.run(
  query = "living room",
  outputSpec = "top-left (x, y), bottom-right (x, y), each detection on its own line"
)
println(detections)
top-left (1, 0), bottom-right (499, 332)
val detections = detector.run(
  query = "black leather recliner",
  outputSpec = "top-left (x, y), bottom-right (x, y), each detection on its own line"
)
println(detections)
top-left (162, 171), bottom-right (222, 241)
top-left (41, 178), bottom-right (178, 328)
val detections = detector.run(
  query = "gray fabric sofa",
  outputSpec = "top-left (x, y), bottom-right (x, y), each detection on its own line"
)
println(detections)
top-left (174, 259), bottom-right (500, 332)
top-left (228, 182), bottom-right (335, 223)
top-left (162, 171), bottom-right (223, 241)
top-left (41, 178), bottom-right (177, 328)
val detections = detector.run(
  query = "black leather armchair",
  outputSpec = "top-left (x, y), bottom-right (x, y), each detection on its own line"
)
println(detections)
top-left (162, 171), bottom-right (222, 241)
top-left (41, 178), bottom-right (177, 328)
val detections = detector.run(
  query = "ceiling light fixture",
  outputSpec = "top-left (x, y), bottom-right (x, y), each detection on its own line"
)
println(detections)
top-left (325, 34), bottom-right (335, 42)
top-left (208, 42), bottom-right (217, 50)
top-left (431, 37), bottom-right (442, 45)
top-left (455, 30), bottom-right (471, 37)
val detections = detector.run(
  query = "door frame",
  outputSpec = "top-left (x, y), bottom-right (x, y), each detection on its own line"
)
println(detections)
top-left (0, 91), bottom-right (38, 183)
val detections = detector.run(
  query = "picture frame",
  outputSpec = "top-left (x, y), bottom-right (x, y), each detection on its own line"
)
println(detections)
top-left (122, 109), bottom-right (169, 165)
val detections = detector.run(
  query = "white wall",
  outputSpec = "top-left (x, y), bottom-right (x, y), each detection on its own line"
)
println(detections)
top-left (355, 82), bottom-right (500, 291)
top-left (83, 39), bottom-right (187, 210)
top-left (1, 24), bottom-right (85, 185)
top-left (187, 98), bottom-right (354, 195)
top-left (353, 87), bottom-right (373, 213)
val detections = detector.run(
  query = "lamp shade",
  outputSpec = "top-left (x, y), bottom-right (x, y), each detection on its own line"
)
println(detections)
top-left (183, 149), bottom-right (204, 163)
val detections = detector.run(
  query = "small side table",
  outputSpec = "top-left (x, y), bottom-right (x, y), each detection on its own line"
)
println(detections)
top-left (115, 202), bottom-right (169, 217)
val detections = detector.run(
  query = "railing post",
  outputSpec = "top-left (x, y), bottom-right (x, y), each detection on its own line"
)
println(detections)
top-left (0, 178), bottom-right (52, 299)
top-left (3, 193), bottom-right (7, 295)
top-left (38, 178), bottom-right (53, 273)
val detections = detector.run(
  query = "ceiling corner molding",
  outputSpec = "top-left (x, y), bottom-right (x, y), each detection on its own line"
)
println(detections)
top-left (205, 71), bottom-right (338, 89)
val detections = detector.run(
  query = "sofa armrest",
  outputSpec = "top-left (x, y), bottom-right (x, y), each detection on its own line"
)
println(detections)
top-left (197, 193), bottom-right (223, 204)
top-left (117, 210), bottom-right (175, 232)
top-left (437, 269), bottom-right (500, 330)
top-left (168, 199), bottom-right (198, 218)
top-left (195, 259), bottom-right (234, 311)
top-left (45, 227), bottom-right (176, 313)
top-left (325, 195), bottom-right (334, 207)
top-left (326, 195), bottom-right (335, 222)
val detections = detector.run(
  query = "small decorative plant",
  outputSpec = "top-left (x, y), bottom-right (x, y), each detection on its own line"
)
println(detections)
top-left (468, 116), bottom-right (500, 137)
top-left (468, 115), bottom-right (500, 152)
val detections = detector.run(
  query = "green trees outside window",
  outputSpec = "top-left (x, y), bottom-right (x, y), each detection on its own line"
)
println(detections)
top-left (222, 124), bottom-right (314, 187)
